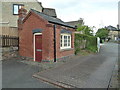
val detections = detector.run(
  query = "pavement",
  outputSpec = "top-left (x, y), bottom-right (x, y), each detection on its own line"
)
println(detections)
top-left (2, 59), bottom-right (58, 88)
top-left (33, 42), bottom-right (119, 88)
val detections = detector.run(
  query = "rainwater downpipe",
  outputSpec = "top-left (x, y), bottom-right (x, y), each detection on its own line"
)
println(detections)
top-left (53, 24), bottom-right (57, 62)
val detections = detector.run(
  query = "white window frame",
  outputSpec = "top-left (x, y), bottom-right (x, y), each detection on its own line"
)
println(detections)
top-left (13, 4), bottom-right (24, 15)
top-left (60, 33), bottom-right (71, 49)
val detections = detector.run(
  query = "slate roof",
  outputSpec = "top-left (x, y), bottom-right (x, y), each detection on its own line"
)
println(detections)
top-left (31, 9), bottom-right (75, 29)
top-left (42, 8), bottom-right (57, 18)
top-left (66, 19), bottom-right (84, 27)
top-left (106, 25), bottom-right (118, 31)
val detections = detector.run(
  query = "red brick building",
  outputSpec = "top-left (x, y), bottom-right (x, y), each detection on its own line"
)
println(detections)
top-left (18, 8), bottom-right (75, 62)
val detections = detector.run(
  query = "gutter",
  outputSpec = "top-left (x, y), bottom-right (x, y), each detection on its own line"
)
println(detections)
top-left (49, 21), bottom-right (76, 29)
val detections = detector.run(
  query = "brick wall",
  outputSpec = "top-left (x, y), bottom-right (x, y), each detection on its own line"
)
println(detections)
top-left (18, 10), bottom-right (75, 62)
top-left (55, 25), bottom-right (75, 60)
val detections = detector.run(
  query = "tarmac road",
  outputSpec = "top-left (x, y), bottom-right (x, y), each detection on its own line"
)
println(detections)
top-left (34, 42), bottom-right (118, 88)
top-left (2, 58), bottom-right (57, 88)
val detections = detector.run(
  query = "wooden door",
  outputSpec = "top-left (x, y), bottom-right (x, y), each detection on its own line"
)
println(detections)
top-left (35, 35), bottom-right (42, 62)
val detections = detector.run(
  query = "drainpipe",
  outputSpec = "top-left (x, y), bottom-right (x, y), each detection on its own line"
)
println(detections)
top-left (53, 24), bottom-right (57, 62)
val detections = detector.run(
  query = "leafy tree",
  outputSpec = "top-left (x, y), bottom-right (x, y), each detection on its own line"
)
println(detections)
top-left (96, 28), bottom-right (109, 40)
top-left (77, 24), bottom-right (93, 36)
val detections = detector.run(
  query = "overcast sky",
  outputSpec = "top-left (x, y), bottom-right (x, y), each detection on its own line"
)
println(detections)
top-left (38, 0), bottom-right (118, 30)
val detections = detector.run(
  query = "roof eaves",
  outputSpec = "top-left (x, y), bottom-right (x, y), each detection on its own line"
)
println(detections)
top-left (48, 21), bottom-right (75, 29)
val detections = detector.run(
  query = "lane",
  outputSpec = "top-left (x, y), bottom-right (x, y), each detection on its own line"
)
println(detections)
top-left (84, 43), bottom-right (118, 88)
top-left (2, 42), bottom-right (118, 88)
top-left (2, 59), bottom-right (57, 88)
top-left (34, 42), bottom-right (118, 88)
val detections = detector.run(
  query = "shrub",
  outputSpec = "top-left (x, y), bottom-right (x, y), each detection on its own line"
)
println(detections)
top-left (75, 48), bottom-right (81, 55)
top-left (86, 35), bottom-right (97, 52)
top-left (75, 34), bottom-right (97, 54)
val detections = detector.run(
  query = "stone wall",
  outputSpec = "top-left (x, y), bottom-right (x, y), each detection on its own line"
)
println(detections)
top-left (2, 47), bottom-right (18, 60)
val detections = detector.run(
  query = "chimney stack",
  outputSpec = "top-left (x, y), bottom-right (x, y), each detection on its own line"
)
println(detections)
top-left (18, 7), bottom-right (27, 30)
top-left (18, 7), bottom-right (27, 19)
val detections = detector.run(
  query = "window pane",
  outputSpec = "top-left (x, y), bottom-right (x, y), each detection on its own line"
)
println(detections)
top-left (61, 34), bottom-right (71, 49)
top-left (60, 35), bottom-right (62, 47)
top-left (68, 36), bottom-right (70, 46)
top-left (64, 36), bottom-right (67, 46)
top-left (13, 5), bottom-right (19, 14)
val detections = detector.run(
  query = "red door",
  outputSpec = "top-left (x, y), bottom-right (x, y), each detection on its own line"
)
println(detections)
top-left (35, 35), bottom-right (42, 62)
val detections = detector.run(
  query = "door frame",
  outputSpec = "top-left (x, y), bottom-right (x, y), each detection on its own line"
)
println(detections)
top-left (33, 33), bottom-right (42, 61)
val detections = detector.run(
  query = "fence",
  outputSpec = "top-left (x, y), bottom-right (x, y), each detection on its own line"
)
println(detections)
top-left (0, 35), bottom-right (19, 47)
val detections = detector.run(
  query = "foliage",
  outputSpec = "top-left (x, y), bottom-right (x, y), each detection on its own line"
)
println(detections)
top-left (75, 48), bottom-right (81, 55)
top-left (75, 33), bottom-right (97, 55)
top-left (86, 36), bottom-right (97, 52)
top-left (77, 24), bottom-right (94, 36)
top-left (96, 28), bottom-right (109, 39)
top-left (75, 24), bottom-right (98, 55)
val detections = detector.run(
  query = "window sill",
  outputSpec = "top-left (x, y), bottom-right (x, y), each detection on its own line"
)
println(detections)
top-left (13, 14), bottom-right (19, 15)
top-left (60, 48), bottom-right (74, 52)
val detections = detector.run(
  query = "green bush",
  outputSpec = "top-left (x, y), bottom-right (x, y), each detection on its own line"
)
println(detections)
top-left (86, 36), bottom-right (97, 52)
top-left (75, 34), bottom-right (97, 54)
top-left (75, 48), bottom-right (81, 55)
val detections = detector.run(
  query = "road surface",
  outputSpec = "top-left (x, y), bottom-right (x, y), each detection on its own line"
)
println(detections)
top-left (34, 42), bottom-right (118, 88)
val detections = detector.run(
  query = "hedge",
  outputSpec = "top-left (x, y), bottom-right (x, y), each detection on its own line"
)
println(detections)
top-left (75, 34), bottom-right (97, 54)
